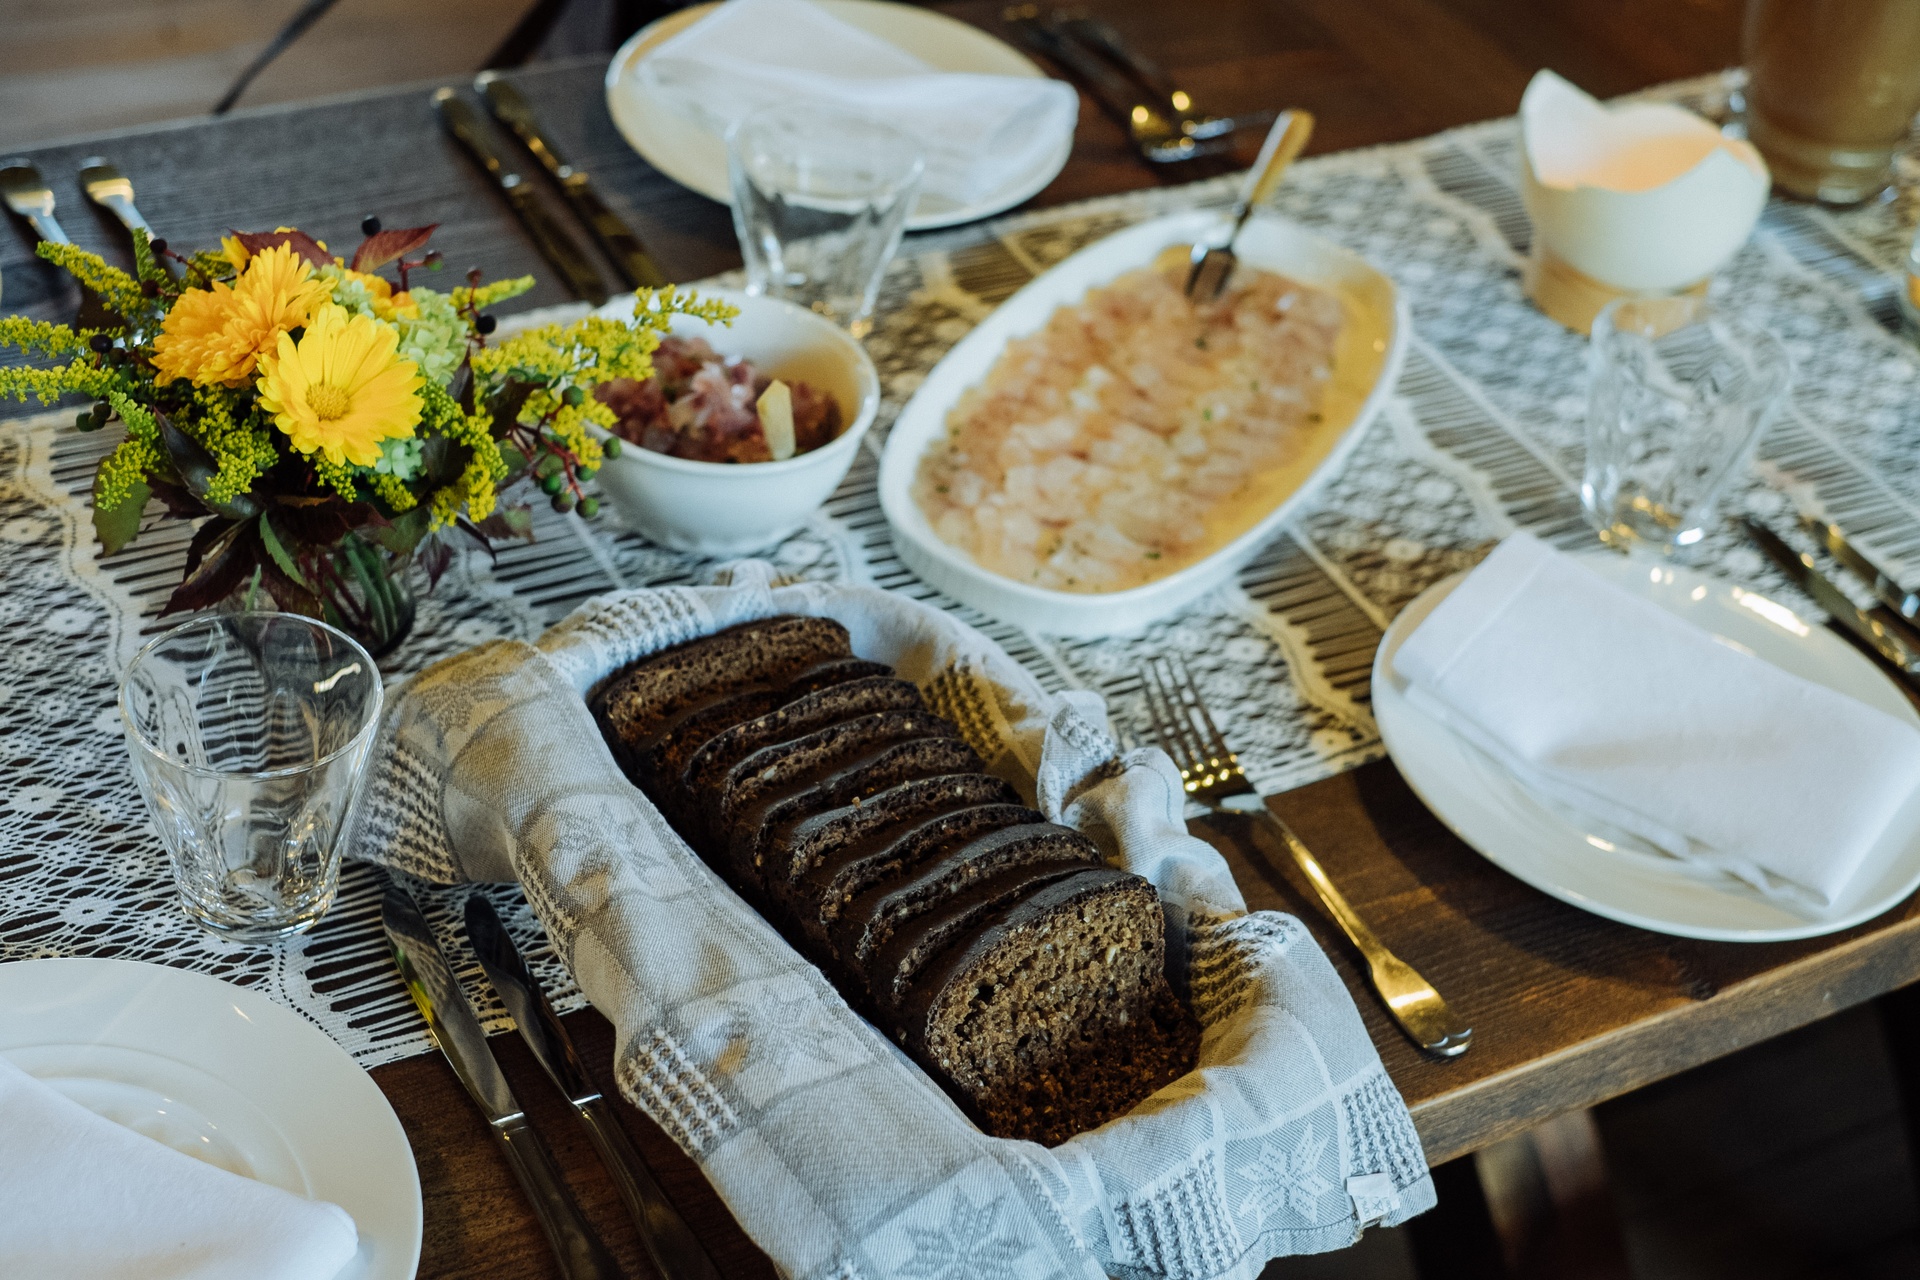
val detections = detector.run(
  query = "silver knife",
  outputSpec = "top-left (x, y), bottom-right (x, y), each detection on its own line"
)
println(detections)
top-left (78, 159), bottom-right (155, 240)
top-left (465, 896), bottom-right (724, 1280)
top-left (1741, 517), bottom-right (1920, 675)
top-left (0, 160), bottom-right (72, 244)
top-left (475, 73), bottom-right (668, 290)
top-left (432, 87), bottom-right (610, 306)
top-left (381, 884), bottom-right (623, 1280)
top-left (1798, 512), bottom-right (1920, 623)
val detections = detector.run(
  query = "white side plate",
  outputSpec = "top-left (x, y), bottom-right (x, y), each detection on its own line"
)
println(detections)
top-left (604, 0), bottom-right (1070, 231)
top-left (0, 958), bottom-right (422, 1280)
top-left (879, 210), bottom-right (1409, 636)
top-left (1373, 554), bottom-right (1920, 942)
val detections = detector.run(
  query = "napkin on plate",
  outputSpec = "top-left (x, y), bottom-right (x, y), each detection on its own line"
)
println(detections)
top-left (634, 0), bottom-right (1078, 208)
top-left (1392, 531), bottom-right (1920, 909)
top-left (0, 1055), bottom-right (358, 1280)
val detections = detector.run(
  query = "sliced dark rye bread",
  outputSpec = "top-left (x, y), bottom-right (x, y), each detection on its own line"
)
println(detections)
top-left (830, 822), bottom-right (1103, 970)
top-left (864, 863), bottom-right (1094, 1014)
top-left (680, 678), bottom-right (926, 821)
top-left (594, 615), bottom-right (852, 762)
top-left (637, 657), bottom-right (892, 790)
top-left (720, 736), bottom-right (985, 889)
top-left (769, 773), bottom-right (1025, 897)
top-left (711, 709), bottom-right (962, 847)
top-left (789, 799), bottom-right (1041, 949)
top-left (895, 867), bottom-right (1192, 1145)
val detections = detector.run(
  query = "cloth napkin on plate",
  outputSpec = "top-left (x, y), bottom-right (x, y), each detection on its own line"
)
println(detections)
top-left (347, 563), bottom-right (1434, 1280)
top-left (0, 1055), bottom-right (358, 1280)
top-left (1393, 531), bottom-right (1920, 909)
top-left (634, 0), bottom-right (1078, 208)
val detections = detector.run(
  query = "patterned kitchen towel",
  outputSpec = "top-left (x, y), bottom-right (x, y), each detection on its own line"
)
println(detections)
top-left (350, 563), bottom-right (1434, 1280)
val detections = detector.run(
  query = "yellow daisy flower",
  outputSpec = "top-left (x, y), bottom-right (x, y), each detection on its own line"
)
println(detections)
top-left (153, 244), bottom-right (328, 387)
top-left (256, 303), bottom-right (424, 467)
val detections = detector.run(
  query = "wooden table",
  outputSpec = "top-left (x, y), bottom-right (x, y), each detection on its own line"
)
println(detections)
top-left (26, 4), bottom-right (1899, 1278)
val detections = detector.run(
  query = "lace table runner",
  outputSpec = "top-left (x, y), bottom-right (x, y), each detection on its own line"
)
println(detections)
top-left (6, 72), bottom-right (1919, 1068)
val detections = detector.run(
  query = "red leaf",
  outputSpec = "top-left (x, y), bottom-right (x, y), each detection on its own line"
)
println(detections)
top-left (231, 229), bottom-right (331, 269)
top-left (162, 520), bottom-right (259, 616)
top-left (350, 224), bottom-right (438, 273)
top-left (256, 556), bottom-right (325, 619)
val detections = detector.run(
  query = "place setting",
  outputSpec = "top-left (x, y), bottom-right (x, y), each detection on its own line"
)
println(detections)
top-left (8, 1), bottom-right (1920, 1277)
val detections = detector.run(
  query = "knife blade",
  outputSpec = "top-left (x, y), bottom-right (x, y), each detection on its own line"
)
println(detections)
top-left (465, 897), bottom-right (723, 1280)
top-left (1798, 512), bottom-right (1920, 623)
top-left (432, 87), bottom-right (609, 306)
top-left (1741, 517), bottom-right (1920, 676)
top-left (381, 884), bottom-right (622, 1280)
top-left (475, 73), bottom-right (667, 291)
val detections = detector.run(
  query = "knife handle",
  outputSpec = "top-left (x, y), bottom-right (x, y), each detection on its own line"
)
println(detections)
top-left (578, 1096), bottom-right (724, 1280)
top-left (491, 1113), bottom-right (624, 1280)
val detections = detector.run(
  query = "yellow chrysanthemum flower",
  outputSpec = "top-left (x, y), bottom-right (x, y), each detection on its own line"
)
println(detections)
top-left (152, 244), bottom-right (328, 387)
top-left (256, 303), bottom-right (424, 467)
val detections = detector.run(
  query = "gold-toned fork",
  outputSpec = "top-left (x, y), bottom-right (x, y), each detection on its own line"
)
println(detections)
top-left (1141, 657), bottom-right (1472, 1058)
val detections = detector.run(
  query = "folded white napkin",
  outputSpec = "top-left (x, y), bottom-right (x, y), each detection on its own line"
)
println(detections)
top-left (1393, 532), bottom-right (1920, 909)
top-left (635, 0), bottom-right (1078, 208)
top-left (0, 1055), bottom-right (359, 1280)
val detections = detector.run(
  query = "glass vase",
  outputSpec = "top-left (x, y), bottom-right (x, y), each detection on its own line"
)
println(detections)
top-left (315, 533), bottom-right (417, 658)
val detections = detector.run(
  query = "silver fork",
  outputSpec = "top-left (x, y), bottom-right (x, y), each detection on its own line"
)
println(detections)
top-left (1141, 657), bottom-right (1472, 1058)
top-left (79, 159), bottom-right (155, 240)
top-left (0, 160), bottom-right (71, 244)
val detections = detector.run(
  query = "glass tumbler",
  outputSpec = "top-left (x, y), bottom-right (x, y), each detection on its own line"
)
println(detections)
top-left (728, 104), bottom-right (924, 338)
top-left (120, 613), bottom-right (382, 939)
top-left (1583, 296), bottom-right (1790, 555)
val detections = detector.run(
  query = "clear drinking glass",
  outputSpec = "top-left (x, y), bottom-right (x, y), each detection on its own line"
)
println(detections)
top-left (1583, 295), bottom-right (1790, 555)
top-left (728, 104), bottom-right (924, 338)
top-left (120, 613), bottom-right (382, 939)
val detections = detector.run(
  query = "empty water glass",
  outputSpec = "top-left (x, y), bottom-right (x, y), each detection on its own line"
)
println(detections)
top-left (1583, 295), bottom-right (1790, 555)
top-left (120, 613), bottom-right (382, 939)
top-left (728, 104), bottom-right (924, 338)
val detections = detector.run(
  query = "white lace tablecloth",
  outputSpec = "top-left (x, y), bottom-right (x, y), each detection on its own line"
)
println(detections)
top-left (5, 72), bottom-right (1918, 1070)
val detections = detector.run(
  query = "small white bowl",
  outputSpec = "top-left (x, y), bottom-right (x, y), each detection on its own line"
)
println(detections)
top-left (589, 289), bottom-right (880, 555)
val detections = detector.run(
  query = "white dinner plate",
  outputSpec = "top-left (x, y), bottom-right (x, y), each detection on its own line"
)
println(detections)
top-left (1373, 553), bottom-right (1920, 942)
top-left (604, 0), bottom-right (1071, 230)
top-left (879, 209), bottom-right (1408, 636)
top-left (0, 958), bottom-right (422, 1280)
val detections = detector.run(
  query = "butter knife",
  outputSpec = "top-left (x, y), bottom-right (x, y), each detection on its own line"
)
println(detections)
top-left (432, 88), bottom-right (609, 306)
top-left (475, 73), bottom-right (667, 290)
top-left (382, 884), bottom-right (622, 1280)
top-left (78, 159), bottom-right (155, 240)
top-left (1798, 512), bottom-right (1920, 623)
top-left (0, 160), bottom-right (72, 244)
top-left (1741, 517), bottom-right (1920, 675)
top-left (465, 896), bottom-right (723, 1280)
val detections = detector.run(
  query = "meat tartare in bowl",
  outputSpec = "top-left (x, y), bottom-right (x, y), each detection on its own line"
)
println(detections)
top-left (588, 288), bottom-right (879, 554)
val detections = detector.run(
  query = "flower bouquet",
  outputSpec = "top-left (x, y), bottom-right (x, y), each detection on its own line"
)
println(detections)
top-left (0, 221), bottom-right (730, 652)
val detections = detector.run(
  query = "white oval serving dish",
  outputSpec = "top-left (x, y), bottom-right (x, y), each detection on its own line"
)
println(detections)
top-left (877, 209), bottom-right (1409, 636)
top-left (591, 288), bottom-right (880, 556)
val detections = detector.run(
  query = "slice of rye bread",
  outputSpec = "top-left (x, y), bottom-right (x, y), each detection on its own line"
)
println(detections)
top-left (768, 773), bottom-right (1025, 898)
top-left (895, 867), bottom-right (1199, 1145)
top-left (595, 615), bottom-right (851, 760)
top-left (681, 678), bottom-right (927, 818)
top-left (638, 658), bottom-right (892, 790)
top-left (863, 863), bottom-right (1092, 1014)
top-left (712, 709), bottom-right (963, 848)
top-left (831, 822), bottom-right (1103, 970)
top-left (779, 795), bottom-right (1038, 950)
top-left (720, 737), bottom-right (984, 889)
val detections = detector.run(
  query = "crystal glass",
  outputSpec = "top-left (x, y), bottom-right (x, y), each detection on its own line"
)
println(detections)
top-left (1583, 295), bottom-right (1790, 555)
top-left (728, 104), bottom-right (924, 338)
top-left (120, 613), bottom-right (382, 939)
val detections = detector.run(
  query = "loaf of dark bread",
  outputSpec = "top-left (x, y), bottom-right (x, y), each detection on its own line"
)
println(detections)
top-left (596, 616), bottom-right (1199, 1144)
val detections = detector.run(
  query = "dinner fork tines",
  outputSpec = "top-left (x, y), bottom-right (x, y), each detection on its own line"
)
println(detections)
top-left (1142, 657), bottom-right (1472, 1058)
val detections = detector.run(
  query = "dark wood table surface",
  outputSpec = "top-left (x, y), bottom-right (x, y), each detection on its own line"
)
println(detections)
top-left (25, 3), bottom-right (1915, 1278)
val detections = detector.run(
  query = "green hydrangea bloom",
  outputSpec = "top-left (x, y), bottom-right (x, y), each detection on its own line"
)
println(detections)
top-left (373, 435), bottom-right (423, 480)
top-left (395, 288), bottom-right (467, 387)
